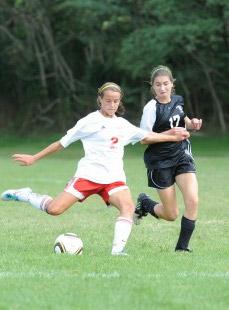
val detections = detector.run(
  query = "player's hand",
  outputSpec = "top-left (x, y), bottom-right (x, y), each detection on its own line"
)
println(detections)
top-left (174, 129), bottom-right (190, 141)
top-left (164, 128), bottom-right (190, 141)
top-left (12, 154), bottom-right (36, 166)
top-left (190, 118), bottom-right (202, 131)
top-left (166, 127), bottom-right (188, 135)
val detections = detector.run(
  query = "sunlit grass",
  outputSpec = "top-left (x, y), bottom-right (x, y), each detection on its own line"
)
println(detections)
top-left (0, 135), bottom-right (229, 309)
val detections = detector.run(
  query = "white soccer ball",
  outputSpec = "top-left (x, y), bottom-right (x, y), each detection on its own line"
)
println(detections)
top-left (54, 233), bottom-right (83, 255)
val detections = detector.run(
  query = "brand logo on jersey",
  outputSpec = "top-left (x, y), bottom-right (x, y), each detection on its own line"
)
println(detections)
top-left (176, 105), bottom-right (183, 112)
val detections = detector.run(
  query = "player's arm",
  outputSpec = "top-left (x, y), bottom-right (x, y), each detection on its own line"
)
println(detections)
top-left (12, 118), bottom-right (88, 166)
top-left (12, 141), bottom-right (64, 166)
top-left (184, 116), bottom-right (202, 131)
top-left (140, 128), bottom-right (190, 145)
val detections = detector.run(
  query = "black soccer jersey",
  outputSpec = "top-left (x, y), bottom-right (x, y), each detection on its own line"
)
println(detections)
top-left (140, 95), bottom-right (189, 169)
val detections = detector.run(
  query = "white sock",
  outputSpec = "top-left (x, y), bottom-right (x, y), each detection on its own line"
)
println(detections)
top-left (28, 193), bottom-right (53, 212)
top-left (111, 217), bottom-right (133, 254)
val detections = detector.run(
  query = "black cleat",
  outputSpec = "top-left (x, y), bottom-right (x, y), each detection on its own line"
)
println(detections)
top-left (134, 193), bottom-right (150, 224)
top-left (175, 248), bottom-right (193, 253)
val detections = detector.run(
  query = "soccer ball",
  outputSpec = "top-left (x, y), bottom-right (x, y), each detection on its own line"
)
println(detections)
top-left (54, 233), bottom-right (83, 255)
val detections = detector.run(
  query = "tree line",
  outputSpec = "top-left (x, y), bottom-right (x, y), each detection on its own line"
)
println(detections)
top-left (0, 0), bottom-right (228, 133)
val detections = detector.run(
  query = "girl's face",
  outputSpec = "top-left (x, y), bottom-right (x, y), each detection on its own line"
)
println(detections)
top-left (152, 75), bottom-right (173, 103)
top-left (99, 90), bottom-right (121, 117)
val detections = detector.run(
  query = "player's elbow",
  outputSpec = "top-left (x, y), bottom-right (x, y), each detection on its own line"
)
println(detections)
top-left (141, 133), bottom-right (158, 145)
top-left (140, 139), bottom-right (148, 145)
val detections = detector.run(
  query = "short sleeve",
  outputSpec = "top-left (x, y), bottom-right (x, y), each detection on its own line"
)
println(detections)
top-left (140, 99), bottom-right (157, 131)
top-left (60, 114), bottom-right (101, 148)
top-left (121, 119), bottom-right (148, 145)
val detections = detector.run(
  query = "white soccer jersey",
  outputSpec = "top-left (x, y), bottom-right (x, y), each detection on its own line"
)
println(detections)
top-left (60, 110), bottom-right (148, 183)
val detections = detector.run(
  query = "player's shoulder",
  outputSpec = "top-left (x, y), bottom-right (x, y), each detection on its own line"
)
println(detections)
top-left (116, 116), bottom-right (141, 131)
top-left (171, 95), bottom-right (184, 104)
top-left (116, 116), bottom-right (132, 126)
top-left (83, 110), bottom-right (99, 120)
top-left (77, 110), bottom-right (100, 124)
top-left (143, 99), bottom-right (157, 111)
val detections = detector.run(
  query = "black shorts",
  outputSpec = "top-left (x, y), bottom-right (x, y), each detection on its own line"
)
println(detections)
top-left (147, 154), bottom-right (196, 190)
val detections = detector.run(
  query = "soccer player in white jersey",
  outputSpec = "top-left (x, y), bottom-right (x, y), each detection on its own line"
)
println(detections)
top-left (135, 66), bottom-right (202, 252)
top-left (1, 82), bottom-right (190, 256)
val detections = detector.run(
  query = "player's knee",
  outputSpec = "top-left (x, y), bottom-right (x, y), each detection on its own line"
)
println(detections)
top-left (124, 203), bottom-right (134, 214)
top-left (47, 204), bottom-right (64, 216)
top-left (166, 208), bottom-right (179, 221)
top-left (119, 203), bottom-right (134, 217)
top-left (186, 197), bottom-right (199, 210)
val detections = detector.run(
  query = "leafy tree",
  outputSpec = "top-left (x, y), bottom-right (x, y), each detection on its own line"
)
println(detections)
top-left (117, 0), bottom-right (229, 131)
top-left (0, 0), bottom-right (228, 133)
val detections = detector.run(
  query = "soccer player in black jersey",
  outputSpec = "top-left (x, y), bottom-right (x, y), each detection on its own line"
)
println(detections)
top-left (135, 65), bottom-right (202, 252)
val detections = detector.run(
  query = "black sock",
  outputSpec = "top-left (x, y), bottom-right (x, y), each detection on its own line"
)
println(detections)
top-left (143, 198), bottom-right (159, 219)
top-left (175, 216), bottom-right (196, 251)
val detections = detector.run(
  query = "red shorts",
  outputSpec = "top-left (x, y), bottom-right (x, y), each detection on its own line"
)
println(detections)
top-left (64, 178), bottom-right (128, 204)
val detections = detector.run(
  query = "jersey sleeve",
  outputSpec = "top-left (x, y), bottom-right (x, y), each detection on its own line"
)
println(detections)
top-left (140, 99), bottom-right (157, 131)
top-left (60, 115), bottom-right (101, 148)
top-left (121, 119), bottom-right (148, 145)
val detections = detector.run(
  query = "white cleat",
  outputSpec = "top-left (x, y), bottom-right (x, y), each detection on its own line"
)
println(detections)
top-left (111, 250), bottom-right (128, 256)
top-left (1, 187), bottom-right (32, 202)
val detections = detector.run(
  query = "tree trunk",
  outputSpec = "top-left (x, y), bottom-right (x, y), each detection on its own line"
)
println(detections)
top-left (177, 72), bottom-right (194, 116)
top-left (191, 53), bottom-right (226, 133)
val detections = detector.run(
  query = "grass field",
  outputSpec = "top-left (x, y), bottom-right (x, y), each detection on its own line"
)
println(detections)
top-left (1, 135), bottom-right (229, 309)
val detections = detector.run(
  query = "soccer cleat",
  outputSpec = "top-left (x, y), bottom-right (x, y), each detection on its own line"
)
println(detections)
top-left (134, 193), bottom-right (151, 222)
top-left (1, 187), bottom-right (32, 202)
top-left (111, 250), bottom-right (128, 256)
top-left (175, 248), bottom-right (193, 253)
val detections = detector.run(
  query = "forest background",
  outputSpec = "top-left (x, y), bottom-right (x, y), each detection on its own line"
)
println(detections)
top-left (0, 0), bottom-right (228, 134)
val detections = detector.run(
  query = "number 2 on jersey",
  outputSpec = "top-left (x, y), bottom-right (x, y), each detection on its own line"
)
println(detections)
top-left (110, 137), bottom-right (119, 148)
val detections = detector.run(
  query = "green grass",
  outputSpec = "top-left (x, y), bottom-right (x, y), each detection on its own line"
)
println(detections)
top-left (1, 135), bottom-right (229, 309)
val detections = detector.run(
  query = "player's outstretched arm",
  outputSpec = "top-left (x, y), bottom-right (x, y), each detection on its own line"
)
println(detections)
top-left (141, 128), bottom-right (190, 145)
top-left (12, 141), bottom-right (64, 166)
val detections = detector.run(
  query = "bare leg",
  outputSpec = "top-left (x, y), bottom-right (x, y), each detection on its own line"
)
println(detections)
top-left (155, 185), bottom-right (179, 221)
top-left (175, 173), bottom-right (198, 220)
top-left (134, 185), bottom-right (178, 222)
top-left (1, 187), bottom-right (79, 215)
top-left (174, 173), bottom-right (198, 250)
top-left (45, 191), bottom-right (79, 215)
